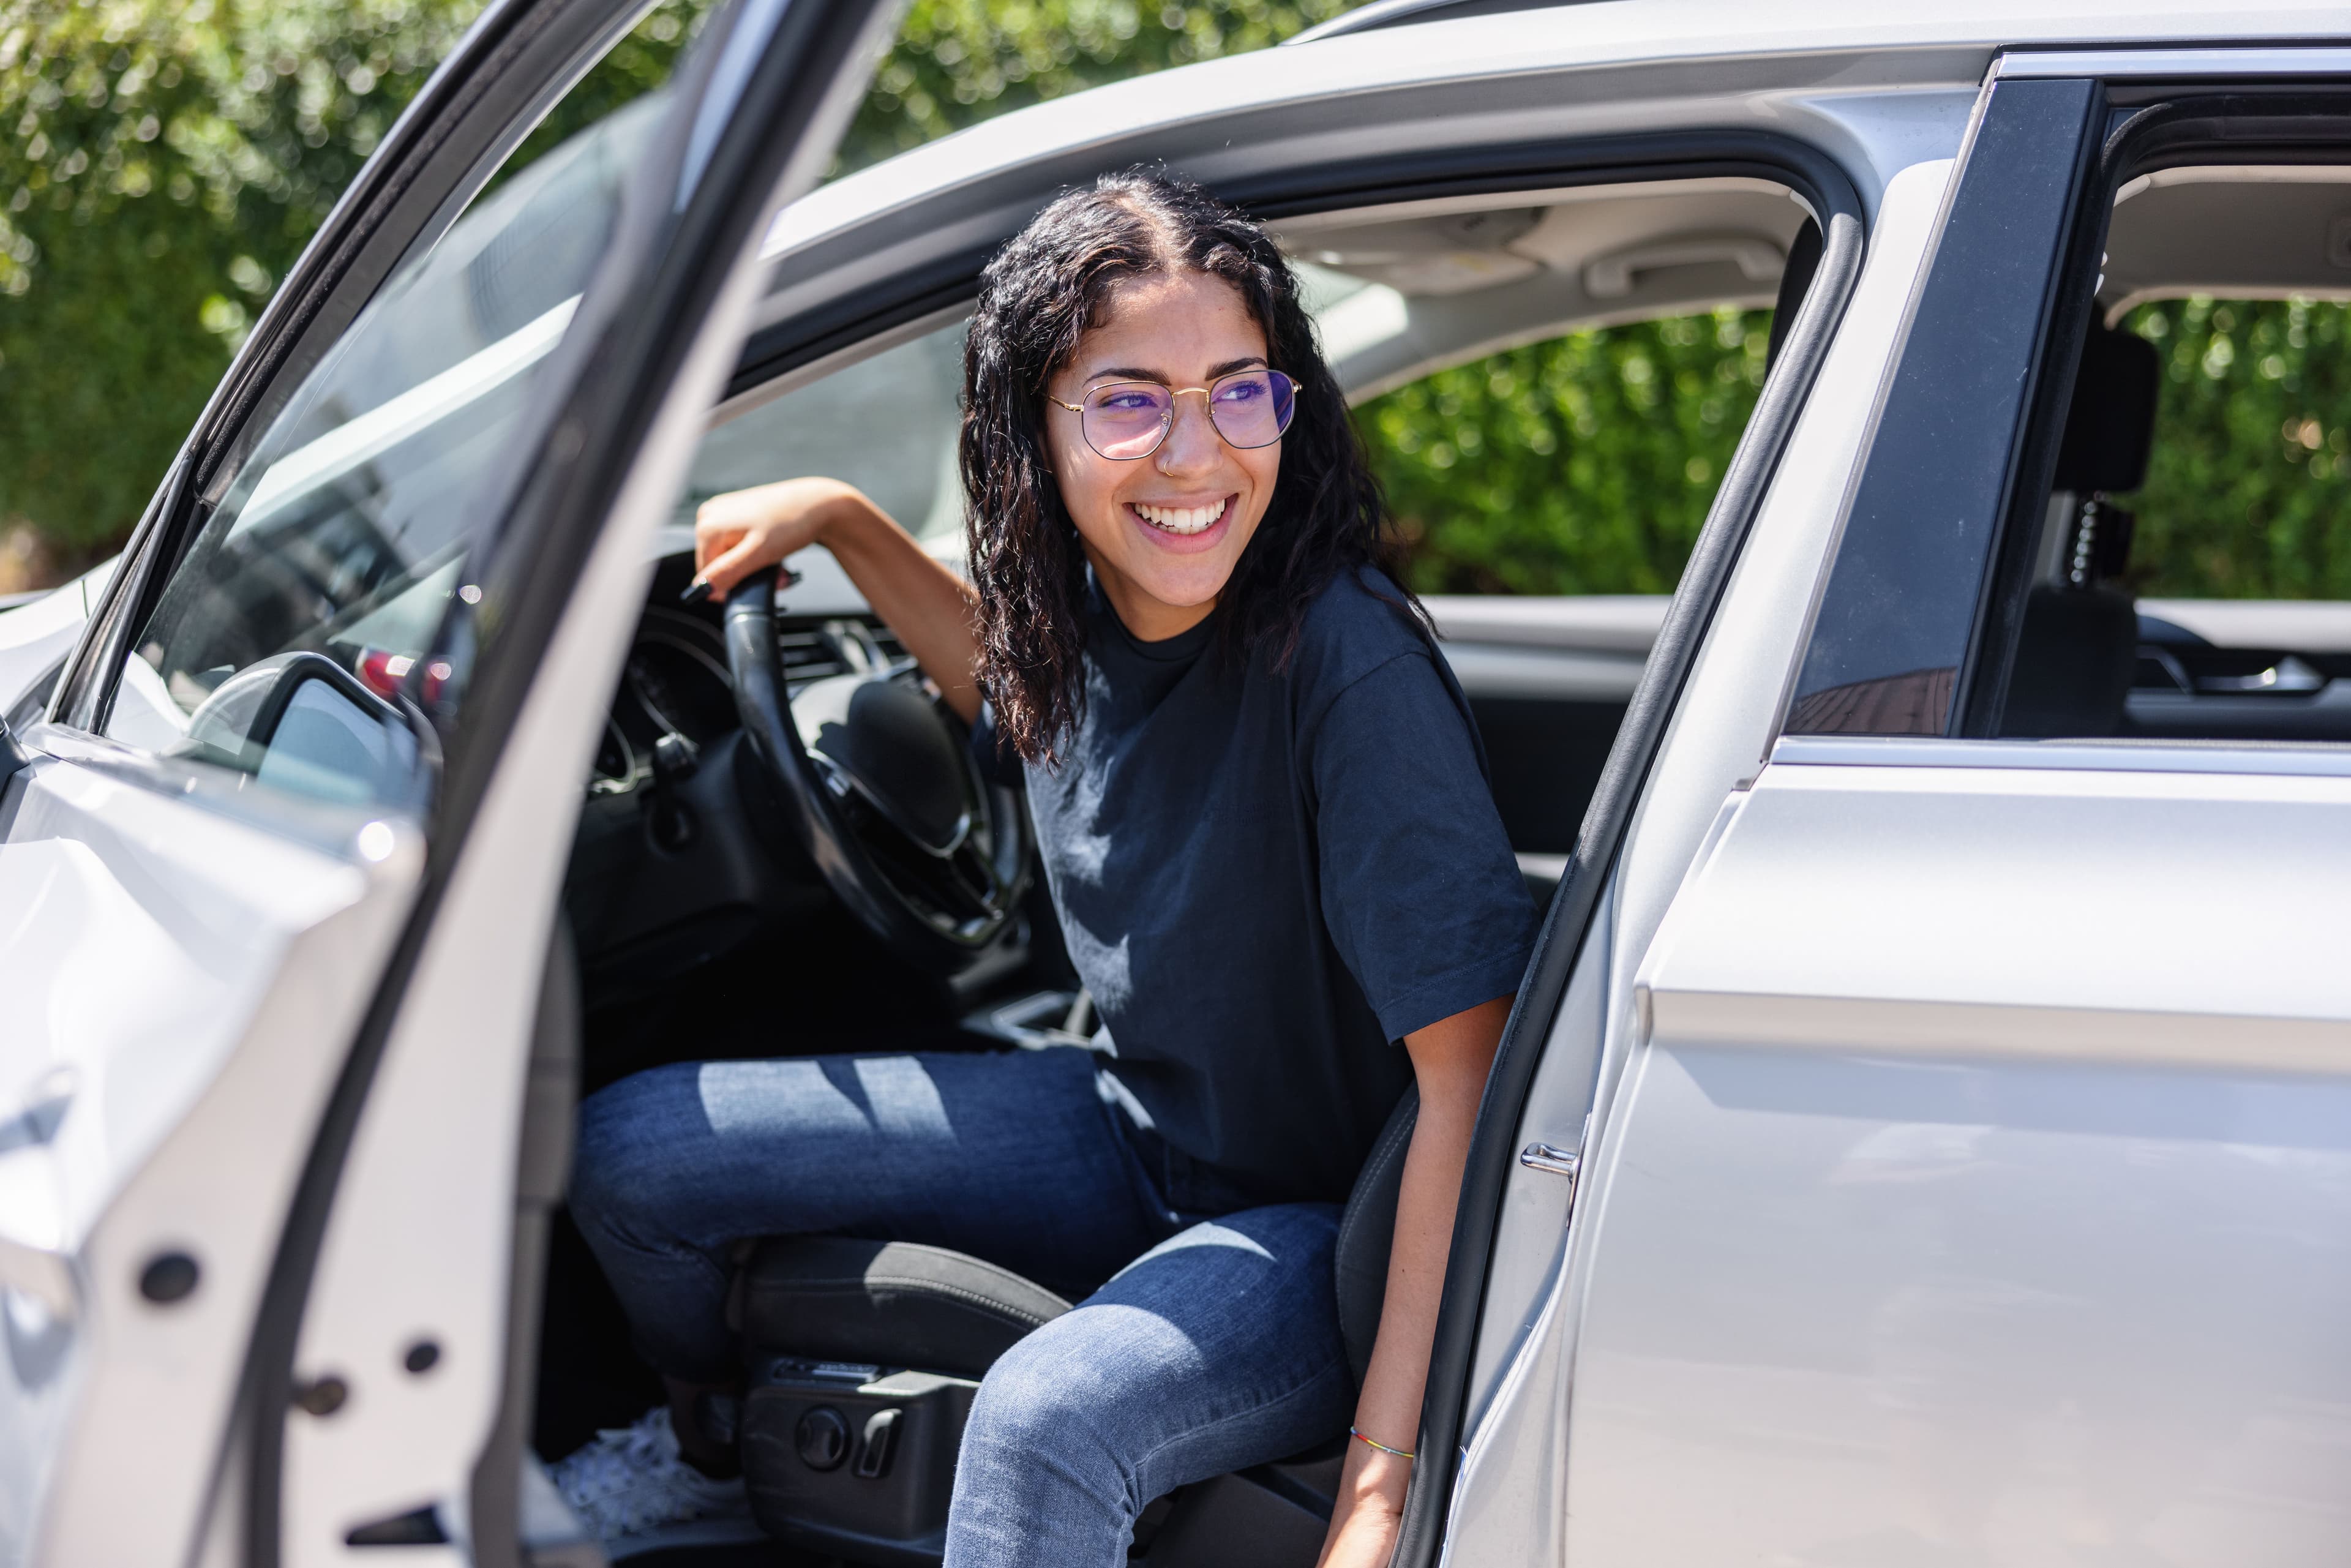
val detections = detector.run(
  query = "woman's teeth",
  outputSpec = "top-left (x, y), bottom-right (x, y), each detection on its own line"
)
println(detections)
top-left (1134, 499), bottom-right (1225, 536)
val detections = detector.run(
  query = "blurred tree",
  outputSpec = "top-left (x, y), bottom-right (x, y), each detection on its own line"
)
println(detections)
top-left (2119, 296), bottom-right (2351, 601)
top-left (0, 1), bottom-right (486, 557)
top-left (838, 0), bottom-right (1354, 173)
top-left (1359, 308), bottom-right (1772, 595)
top-left (0, 0), bottom-right (721, 566)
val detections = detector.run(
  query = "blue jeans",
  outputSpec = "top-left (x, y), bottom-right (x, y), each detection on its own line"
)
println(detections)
top-left (569, 1044), bottom-right (1353, 1567)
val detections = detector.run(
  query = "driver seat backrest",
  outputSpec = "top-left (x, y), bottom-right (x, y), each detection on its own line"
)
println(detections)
top-left (2008, 326), bottom-right (2159, 738)
top-left (729, 1082), bottom-right (1420, 1565)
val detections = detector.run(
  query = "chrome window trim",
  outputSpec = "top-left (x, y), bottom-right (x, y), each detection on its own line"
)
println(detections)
top-left (1772, 733), bottom-right (2351, 777)
top-left (1995, 47), bottom-right (2351, 79)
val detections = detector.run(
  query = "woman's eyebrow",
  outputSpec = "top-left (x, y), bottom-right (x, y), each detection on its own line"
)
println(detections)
top-left (1083, 354), bottom-right (1269, 386)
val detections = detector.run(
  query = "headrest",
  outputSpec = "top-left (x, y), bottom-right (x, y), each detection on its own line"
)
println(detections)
top-left (2053, 326), bottom-right (2159, 493)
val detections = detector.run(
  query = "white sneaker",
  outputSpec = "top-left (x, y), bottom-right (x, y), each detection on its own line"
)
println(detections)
top-left (548, 1405), bottom-right (750, 1545)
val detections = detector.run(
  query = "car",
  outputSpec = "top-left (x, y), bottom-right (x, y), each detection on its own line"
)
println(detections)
top-left (4, 1), bottom-right (2351, 1564)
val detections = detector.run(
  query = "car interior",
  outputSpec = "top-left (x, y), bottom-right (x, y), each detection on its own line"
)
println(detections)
top-left (1984, 164), bottom-right (2351, 744)
top-left (528, 171), bottom-right (1825, 1566)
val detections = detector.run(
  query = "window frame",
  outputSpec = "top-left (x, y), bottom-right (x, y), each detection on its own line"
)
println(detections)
top-left (1784, 56), bottom-right (2351, 744)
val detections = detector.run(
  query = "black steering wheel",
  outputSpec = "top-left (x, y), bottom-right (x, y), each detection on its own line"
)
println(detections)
top-left (723, 566), bottom-right (1029, 974)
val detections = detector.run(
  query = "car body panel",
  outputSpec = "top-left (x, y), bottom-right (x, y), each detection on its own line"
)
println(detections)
top-left (1559, 755), bottom-right (2351, 1564)
top-left (0, 732), bottom-right (418, 1567)
top-left (266, 4), bottom-right (901, 1559)
top-left (0, 566), bottom-right (114, 727)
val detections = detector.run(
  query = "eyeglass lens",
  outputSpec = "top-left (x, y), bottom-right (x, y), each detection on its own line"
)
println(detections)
top-left (1081, 370), bottom-right (1295, 459)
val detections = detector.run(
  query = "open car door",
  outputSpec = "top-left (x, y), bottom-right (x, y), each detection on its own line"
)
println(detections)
top-left (0, 1), bottom-right (893, 1562)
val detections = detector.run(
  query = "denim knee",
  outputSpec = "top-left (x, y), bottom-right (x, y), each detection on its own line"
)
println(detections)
top-left (568, 1063), bottom-right (700, 1253)
top-left (962, 1322), bottom-right (1134, 1496)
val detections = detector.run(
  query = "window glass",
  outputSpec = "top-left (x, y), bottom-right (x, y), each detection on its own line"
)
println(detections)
top-left (102, 19), bottom-right (694, 809)
top-left (1995, 164), bottom-right (2351, 743)
top-left (683, 322), bottom-right (969, 543)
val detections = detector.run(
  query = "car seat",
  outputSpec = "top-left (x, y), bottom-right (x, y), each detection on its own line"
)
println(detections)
top-left (2004, 326), bottom-right (2158, 737)
top-left (728, 1085), bottom-right (1420, 1566)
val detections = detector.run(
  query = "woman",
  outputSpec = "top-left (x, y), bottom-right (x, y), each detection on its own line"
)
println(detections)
top-left (555, 171), bottom-right (1537, 1567)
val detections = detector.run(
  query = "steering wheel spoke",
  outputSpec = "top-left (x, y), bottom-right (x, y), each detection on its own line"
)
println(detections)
top-left (722, 566), bottom-right (1027, 972)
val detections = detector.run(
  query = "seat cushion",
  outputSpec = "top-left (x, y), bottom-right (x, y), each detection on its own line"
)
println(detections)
top-left (735, 1237), bottom-right (1071, 1380)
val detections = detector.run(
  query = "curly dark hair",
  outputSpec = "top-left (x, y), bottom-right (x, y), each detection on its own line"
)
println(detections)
top-left (961, 169), bottom-right (1415, 765)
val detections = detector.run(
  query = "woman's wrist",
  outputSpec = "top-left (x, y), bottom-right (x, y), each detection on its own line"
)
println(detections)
top-left (806, 480), bottom-right (890, 561)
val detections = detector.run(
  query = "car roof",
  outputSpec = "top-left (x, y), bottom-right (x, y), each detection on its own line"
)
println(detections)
top-left (762, 0), bottom-right (2349, 280)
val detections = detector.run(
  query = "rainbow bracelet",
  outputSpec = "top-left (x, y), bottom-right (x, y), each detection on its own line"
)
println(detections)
top-left (1350, 1426), bottom-right (1415, 1460)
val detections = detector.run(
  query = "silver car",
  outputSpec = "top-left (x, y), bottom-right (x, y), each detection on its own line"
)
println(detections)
top-left (2, 1), bottom-right (2349, 1564)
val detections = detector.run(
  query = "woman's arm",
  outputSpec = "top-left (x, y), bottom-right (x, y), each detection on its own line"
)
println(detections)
top-left (693, 477), bottom-right (985, 723)
top-left (1317, 991), bottom-right (1514, 1568)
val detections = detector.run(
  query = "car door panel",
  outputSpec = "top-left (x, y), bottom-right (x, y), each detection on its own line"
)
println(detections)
top-left (1559, 754), bottom-right (2351, 1566)
top-left (260, 4), bottom-right (900, 1561)
top-left (0, 2), bottom-right (683, 1561)
top-left (1450, 47), bottom-right (2351, 1568)
top-left (1437, 151), bottom-right (1958, 1567)
top-left (0, 738), bottom-right (419, 1567)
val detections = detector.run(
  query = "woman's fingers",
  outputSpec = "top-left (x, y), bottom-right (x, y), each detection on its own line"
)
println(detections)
top-left (696, 533), bottom-right (771, 602)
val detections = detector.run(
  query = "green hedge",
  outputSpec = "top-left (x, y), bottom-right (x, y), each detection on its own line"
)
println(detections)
top-left (2118, 298), bottom-right (2351, 600)
top-left (1358, 308), bottom-right (1771, 596)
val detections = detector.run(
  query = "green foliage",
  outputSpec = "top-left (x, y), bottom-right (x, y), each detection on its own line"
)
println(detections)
top-left (2120, 297), bottom-right (2351, 600)
top-left (0, 0), bottom-right (717, 560)
top-left (0, 0), bottom-right (490, 553)
top-left (837, 0), bottom-right (1354, 173)
top-left (1358, 308), bottom-right (1772, 595)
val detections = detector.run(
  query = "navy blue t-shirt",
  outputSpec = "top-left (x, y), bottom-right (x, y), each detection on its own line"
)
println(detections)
top-left (979, 565), bottom-right (1538, 1208)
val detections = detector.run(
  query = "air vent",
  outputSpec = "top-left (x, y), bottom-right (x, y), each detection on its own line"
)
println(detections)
top-left (776, 618), bottom-right (907, 684)
top-left (776, 627), bottom-right (850, 682)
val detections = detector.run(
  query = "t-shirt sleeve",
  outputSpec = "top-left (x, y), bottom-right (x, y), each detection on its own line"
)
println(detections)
top-left (1307, 650), bottom-right (1540, 1043)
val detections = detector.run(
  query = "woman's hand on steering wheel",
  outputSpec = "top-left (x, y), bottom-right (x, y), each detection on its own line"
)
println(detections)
top-left (692, 477), bottom-right (862, 602)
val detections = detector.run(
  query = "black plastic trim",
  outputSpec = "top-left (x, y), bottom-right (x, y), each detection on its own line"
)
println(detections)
top-left (1787, 77), bottom-right (2102, 737)
top-left (1389, 156), bottom-right (1867, 1568)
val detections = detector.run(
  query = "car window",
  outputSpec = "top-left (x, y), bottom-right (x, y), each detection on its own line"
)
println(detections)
top-left (100, 22), bottom-right (696, 811)
top-left (1993, 165), bottom-right (2351, 744)
top-left (684, 320), bottom-right (969, 544)
top-left (682, 179), bottom-right (1815, 869)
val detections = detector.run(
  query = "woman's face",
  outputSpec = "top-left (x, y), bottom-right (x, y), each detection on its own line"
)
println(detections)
top-left (1043, 269), bottom-right (1284, 641)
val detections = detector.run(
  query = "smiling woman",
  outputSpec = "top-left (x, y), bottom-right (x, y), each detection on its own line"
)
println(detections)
top-left (560, 171), bottom-right (1538, 1568)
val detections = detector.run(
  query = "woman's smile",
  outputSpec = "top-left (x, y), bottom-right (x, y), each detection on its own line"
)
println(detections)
top-left (1128, 493), bottom-right (1233, 550)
